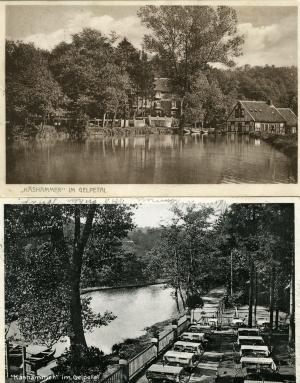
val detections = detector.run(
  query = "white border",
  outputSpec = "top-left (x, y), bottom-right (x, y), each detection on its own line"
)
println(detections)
top-left (0, 196), bottom-right (298, 382)
top-left (0, 1), bottom-right (299, 196)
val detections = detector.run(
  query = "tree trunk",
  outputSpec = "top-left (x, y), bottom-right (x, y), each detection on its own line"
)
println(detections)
top-left (289, 258), bottom-right (294, 345)
top-left (248, 258), bottom-right (254, 328)
top-left (254, 269), bottom-right (258, 326)
top-left (112, 112), bottom-right (117, 128)
top-left (275, 307), bottom-right (279, 330)
top-left (69, 205), bottom-right (96, 349)
top-left (174, 248), bottom-right (181, 312)
top-left (187, 248), bottom-right (193, 295)
top-left (102, 113), bottom-right (106, 128)
top-left (179, 98), bottom-right (184, 128)
top-left (230, 251), bottom-right (233, 296)
top-left (178, 286), bottom-right (186, 310)
top-left (123, 106), bottom-right (127, 128)
top-left (269, 263), bottom-right (275, 331)
top-left (174, 288), bottom-right (180, 312)
top-left (69, 272), bottom-right (87, 348)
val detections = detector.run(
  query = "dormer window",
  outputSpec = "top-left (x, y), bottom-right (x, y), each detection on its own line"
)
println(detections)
top-left (155, 91), bottom-right (161, 100)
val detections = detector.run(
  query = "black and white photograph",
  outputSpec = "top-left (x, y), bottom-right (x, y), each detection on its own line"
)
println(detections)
top-left (5, 4), bottom-right (298, 184)
top-left (4, 200), bottom-right (296, 383)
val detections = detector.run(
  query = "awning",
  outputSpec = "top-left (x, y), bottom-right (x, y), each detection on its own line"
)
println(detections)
top-left (241, 357), bottom-right (276, 370)
top-left (240, 345), bottom-right (269, 356)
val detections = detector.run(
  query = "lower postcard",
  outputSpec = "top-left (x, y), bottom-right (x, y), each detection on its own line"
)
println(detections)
top-left (1, 197), bottom-right (299, 383)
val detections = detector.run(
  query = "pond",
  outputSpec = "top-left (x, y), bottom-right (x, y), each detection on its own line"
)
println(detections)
top-left (7, 284), bottom-right (179, 358)
top-left (6, 133), bottom-right (296, 183)
top-left (83, 284), bottom-right (179, 354)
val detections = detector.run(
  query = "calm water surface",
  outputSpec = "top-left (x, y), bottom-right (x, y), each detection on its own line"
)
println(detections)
top-left (53, 284), bottom-right (178, 355)
top-left (7, 134), bottom-right (296, 183)
top-left (85, 284), bottom-right (178, 353)
top-left (8, 285), bottom-right (178, 357)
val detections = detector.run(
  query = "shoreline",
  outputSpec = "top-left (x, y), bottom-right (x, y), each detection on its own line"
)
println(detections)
top-left (81, 280), bottom-right (170, 294)
top-left (251, 132), bottom-right (298, 160)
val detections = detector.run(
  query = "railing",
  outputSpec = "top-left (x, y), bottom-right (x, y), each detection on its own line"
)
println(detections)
top-left (177, 319), bottom-right (189, 335)
top-left (158, 329), bottom-right (174, 353)
top-left (128, 344), bottom-right (157, 379)
top-left (101, 367), bottom-right (123, 383)
top-left (177, 313), bottom-right (187, 326)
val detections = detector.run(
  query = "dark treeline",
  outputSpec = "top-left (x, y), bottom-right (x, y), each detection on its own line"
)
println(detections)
top-left (81, 227), bottom-right (164, 288)
top-left (6, 6), bottom-right (297, 135)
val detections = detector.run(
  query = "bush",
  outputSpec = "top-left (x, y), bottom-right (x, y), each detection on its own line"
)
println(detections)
top-left (55, 345), bottom-right (108, 380)
top-left (186, 294), bottom-right (204, 309)
top-left (112, 338), bottom-right (146, 359)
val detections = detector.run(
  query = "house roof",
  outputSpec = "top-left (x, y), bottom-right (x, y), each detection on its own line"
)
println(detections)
top-left (277, 108), bottom-right (298, 127)
top-left (240, 100), bottom-right (285, 123)
top-left (154, 77), bottom-right (172, 92)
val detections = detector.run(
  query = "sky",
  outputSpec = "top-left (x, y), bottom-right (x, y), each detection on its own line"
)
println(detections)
top-left (132, 200), bottom-right (228, 228)
top-left (6, 5), bottom-right (298, 67)
top-left (133, 203), bottom-right (175, 227)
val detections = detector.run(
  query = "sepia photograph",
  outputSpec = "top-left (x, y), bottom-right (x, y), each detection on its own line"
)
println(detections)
top-left (4, 200), bottom-right (296, 383)
top-left (4, 3), bottom-right (298, 185)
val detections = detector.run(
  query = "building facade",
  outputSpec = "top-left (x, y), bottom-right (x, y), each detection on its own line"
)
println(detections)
top-left (226, 100), bottom-right (297, 134)
top-left (132, 78), bottom-right (181, 118)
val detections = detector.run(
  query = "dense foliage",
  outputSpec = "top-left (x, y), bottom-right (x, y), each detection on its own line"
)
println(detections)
top-left (143, 203), bottom-right (294, 343)
top-left (5, 204), bottom-right (135, 349)
top-left (80, 227), bottom-right (164, 287)
top-left (6, 6), bottom-right (297, 133)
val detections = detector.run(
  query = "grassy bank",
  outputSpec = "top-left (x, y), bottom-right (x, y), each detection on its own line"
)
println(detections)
top-left (81, 280), bottom-right (170, 294)
top-left (107, 314), bottom-right (181, 361)
top-left (251, 132), bottom-right (298, 160)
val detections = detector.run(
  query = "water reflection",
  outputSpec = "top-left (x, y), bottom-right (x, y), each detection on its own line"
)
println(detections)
top-left (7, 134), bottom-right (296, 184)
top-left (51, 284), bottom-right (179, 357)
top-left (88, 285), bottom-right (178, 354)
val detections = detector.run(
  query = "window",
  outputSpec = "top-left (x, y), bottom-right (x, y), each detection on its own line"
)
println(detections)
top-left (235, 108), bottom-right (239, 118)
top-left (241, 108), bottom-right (245, 118)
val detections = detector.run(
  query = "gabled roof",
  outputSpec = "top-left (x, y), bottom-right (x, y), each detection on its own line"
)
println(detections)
top-left (154, 77), bottom-right (172, 92)
top-left (240, 100), bottom-right (285, 123)
top-left (277, 108), bottom-right (298, 127)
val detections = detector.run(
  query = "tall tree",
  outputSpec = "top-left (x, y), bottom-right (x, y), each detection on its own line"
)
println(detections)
top-left (138, 5), bottom-right (244, 123)
top-left (147, 204), bottom-right (216, 309)
top-left (6, 40), bottom-right (64, 126)
top-left (218, 204), bottom-right (294, 334)
top-left (5, 204), bottom-right (135, 349)
top-left (50, 28), bottom-right (132, 121)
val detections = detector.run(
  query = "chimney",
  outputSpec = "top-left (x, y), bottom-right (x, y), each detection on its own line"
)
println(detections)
top-left (267, 99), bottom-right (273, 106)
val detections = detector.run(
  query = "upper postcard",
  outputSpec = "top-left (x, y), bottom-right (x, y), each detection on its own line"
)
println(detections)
top-left (1, 1), bottom-right (299, 197)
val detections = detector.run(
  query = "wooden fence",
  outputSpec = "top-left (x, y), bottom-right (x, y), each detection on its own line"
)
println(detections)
top-left (177, 314), bottom-right (187, 326)
top-left (158, 329), bottom-right (174, 353)
top-left (128, 344), bottom-right (157, 379)
top-left (101, 368), bottom-right (123, 383)
top-left (177, 319), bottom-right (190, 335)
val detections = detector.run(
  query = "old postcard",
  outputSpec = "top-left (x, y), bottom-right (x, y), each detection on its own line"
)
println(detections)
top-left (0, 1), bottom-right (299, 196)
top-left (1, 197), bottom-right (299, 382)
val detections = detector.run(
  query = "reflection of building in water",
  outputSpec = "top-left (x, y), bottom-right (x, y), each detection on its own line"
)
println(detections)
top-left (133, 136), bottom-right (146, 148)
top-left (227, 99), bottom-right (297, 134)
